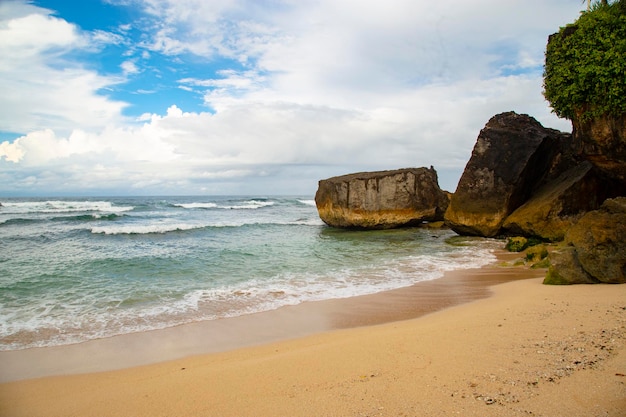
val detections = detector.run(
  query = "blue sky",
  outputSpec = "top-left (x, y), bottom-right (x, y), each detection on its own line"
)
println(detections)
top-left (0, 0), bottom-right (582, 196)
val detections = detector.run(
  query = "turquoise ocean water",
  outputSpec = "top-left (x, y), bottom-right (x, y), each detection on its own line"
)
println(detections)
top-left (0, 196), bottom-right (501, 351)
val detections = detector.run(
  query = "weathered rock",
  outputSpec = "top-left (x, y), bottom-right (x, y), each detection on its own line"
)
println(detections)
top-left (544, 197), bottom-right (626, 284)
top-left (315, 167), bottom-right (449, 229)
top-left (566, 197), bottom-right (626, 283)
top-left (502, 161), bottom-right (624, 241)
top-left (544, 246), bottom-right (597, 285)
top-left (444, 112), bottom-right (567, 237)
top-left (525, 245), bottom-right (549, 264)
top-left (504, 236), bottom-right (531, 252)
top-left (571, 109), bottom-right (626, 183)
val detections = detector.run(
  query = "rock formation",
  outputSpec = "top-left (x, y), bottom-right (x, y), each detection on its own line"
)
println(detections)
top-left (315, 167), bottom-right (449, 229)
top-left (443, 111), bottom-right (626, 241)
top-left (443, 112), bottom-right (568, 237)
top-left (502, 161), bottom-right (619, 241)
top-left (438, 110), bottom-right (625, 285)
top-left (315, 5), bottom-right (626, 283)
top-left (313, 110), bottom-right (624, 284)
top-left (571, 111), bottom-right (626, 183)
top-left (544, 197), bottom-right (626, 284)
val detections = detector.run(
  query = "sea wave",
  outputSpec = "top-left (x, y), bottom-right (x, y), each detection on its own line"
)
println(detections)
top-left (0, 200), bottom-right (134, 214)
top-left (298, 199), bottom-right (316, 206)
top-left (173, 202), bottom-right (218, 209)
top-left (91, 222), bottom-right (207, 235)
top-left (1, 212), bottom-right (125, 227)
top-left (0, 240), bottom-right (499, 351)
top-left (90, 219), bottom-right (321, 235)
top-left (174, 199), bottom-right (275, 210)
top-left (182, 244), bottom-right (499, 319)
top-left (0, 217), bottom-right (39, 226)
top-left (1, 196), bottom-right (505, 352)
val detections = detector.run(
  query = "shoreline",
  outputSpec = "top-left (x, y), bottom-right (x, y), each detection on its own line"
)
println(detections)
top-left (0, 250), bottom-right (530, 383)
top-left (1, 255), bottom-right (625, 416)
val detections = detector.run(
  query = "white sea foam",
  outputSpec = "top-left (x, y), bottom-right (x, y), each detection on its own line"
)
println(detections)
top-left (174, 202), bottom-right (218, 209)
top-left (0, 241), bottom-right (499, 351)
top-left (154, 245), bottom-right (499, 323)
top-left (91, 222), bottom-right (207, 235)
top-left (91, 217), bottom-right (324, 234)
top-left (219, 200), bottom-right (275, 210)
top-left (173, 200), bottom-right (274, 210)
top-left (0, 200), bottom-right (133, 214)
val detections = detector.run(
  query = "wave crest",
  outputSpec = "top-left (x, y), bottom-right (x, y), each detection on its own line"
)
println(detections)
top-left (174, 199), bottom-right (274, 210)
top-left (1, 201), bottom-right (133, 214)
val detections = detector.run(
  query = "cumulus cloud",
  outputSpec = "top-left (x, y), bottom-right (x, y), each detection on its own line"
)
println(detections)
top-left (0, 0), bottom-right (581, 195)
top-left (0, 1), bottom-right (127, 135)
top-left (0, 140), bottom-right (25, 163)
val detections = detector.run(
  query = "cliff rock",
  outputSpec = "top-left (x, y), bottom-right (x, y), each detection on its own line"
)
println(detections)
top-left (444, 112), bottom-right (567, 237)
top-left (571, 102), bottom-right (626, 185)
top-left (544, 197), bottom-right (626, 284)
top-left (502, 161), bottom-right (622, 241)
top-left (315, 167), bottom-right (449, 229)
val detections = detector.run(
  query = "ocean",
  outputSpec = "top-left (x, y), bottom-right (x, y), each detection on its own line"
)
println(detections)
top-left (0, 196), bottom-right (501, 351)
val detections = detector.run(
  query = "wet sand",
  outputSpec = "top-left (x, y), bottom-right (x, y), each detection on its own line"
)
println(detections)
top-left (1, 255), bottom-right (625, 416)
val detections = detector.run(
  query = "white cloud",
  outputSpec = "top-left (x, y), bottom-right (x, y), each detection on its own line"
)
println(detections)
top-left (0, 2), bottom-right (128, 135)
top-left (0, 0), bottom-right (582, 195)
top-left (0, 140), bottom-right (25, 163)
top-left (90, 29), bottom-right (125, 47)
top-left (0, 11), bottom-right (79, 55)
top-left (121, 59), bottom-right (140, 75)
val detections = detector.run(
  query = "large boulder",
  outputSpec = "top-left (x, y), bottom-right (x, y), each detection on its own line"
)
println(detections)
top-left (502, 161), bottom-right (625, 241)
top-left (444, 112), bottom-right (568, 237)
top-left (544, 246), bottom-right (597, 285)
top-left (315, 167), bottom-right (449, 229)
top-left (544, 197), bottom-right (626, 284)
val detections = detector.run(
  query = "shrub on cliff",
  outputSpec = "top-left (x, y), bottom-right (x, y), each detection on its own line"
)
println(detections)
top-left (543, 0), bottom-right (626, 121)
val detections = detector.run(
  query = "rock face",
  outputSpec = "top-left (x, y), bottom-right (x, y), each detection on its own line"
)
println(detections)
top-left (502, 161), bottom-right (619, 241)
top-left (444, 111), bottom-right (626, 241)
top-left (315, 167), bottom-right (449, 229)
top-left (544, 197), bottom-right (626, 284)
top-left (572, 110), bottom-right (626, 183)
top-left (444, 112), bottom-right (567, 237)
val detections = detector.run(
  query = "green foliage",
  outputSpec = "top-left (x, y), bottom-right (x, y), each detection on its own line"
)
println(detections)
top-left (543, 0), bottom-right (626, 121)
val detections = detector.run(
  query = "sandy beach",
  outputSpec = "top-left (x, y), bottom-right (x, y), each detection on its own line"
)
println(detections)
top-left (1, 258), bottom-right (625, 416)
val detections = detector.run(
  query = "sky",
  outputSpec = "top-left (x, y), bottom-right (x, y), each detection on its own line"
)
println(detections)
top-left (0, 0), bottom-right (583, 197)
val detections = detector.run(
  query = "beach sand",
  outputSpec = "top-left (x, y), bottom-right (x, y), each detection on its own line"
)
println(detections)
top-left (1, 256), bottom-right (625, 416)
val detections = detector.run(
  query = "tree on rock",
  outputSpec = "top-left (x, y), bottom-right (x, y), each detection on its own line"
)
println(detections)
top-left (543, 0), bottom-right (626, 122)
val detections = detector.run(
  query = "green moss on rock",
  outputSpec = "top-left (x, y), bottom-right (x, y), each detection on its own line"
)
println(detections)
top-left (525, 245), bottom-right (549, 262)
top-left (543, 266), bottom-right (573, 285)
top-left (505, 237), bottom-right (529, 252)
top-left (531, 257), bottom-right (551, 269)
top-left (505, 236), bottom-right (545, 253)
